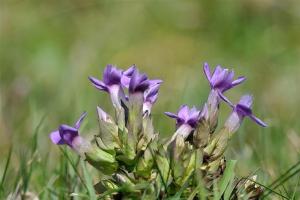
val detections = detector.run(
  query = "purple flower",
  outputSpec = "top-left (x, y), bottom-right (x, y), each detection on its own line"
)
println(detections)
top-left (143, 80), bottom-right (162, 114)
top-left (121, 65), bottom-right (136, 88)
top-left (129, 70), bottom-right (150, 94)
top-left (49, 112), bottom-right (87, 148)
top-left (165, 105), bottom-right (201, 129)
top-left (203, 62), bottom-right (246, 104)
top-left (89, 65), bottom-right (125, 108)
top-left (234, 95), bottom-right (267, 127)
top-left (89, 65), bottom-right (123, 92)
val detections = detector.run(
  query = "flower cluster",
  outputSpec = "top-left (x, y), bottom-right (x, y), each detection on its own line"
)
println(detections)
top-left (49, 63), bottom-right (267, 199)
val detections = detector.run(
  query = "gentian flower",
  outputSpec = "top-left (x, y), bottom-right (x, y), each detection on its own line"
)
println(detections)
top-left (203, 62), bottom-right (246, 104)
top-left (225, 95), bottom-right (267, 133)
top-left (49, 112), bottom-right (90, 155)
top-left (143, 80), bottom-right (163, 115)
top-left (165, 105), bottom-right (200, 129)
top-left (120, 66), bottom-right (162, 112)
top-left (89, 65), bottom-right (125, 109)
top-left (165, 105), bottom-right (201, 144)
top-left (121, 65), bottom-right (136, 88)
top-left (129, 70), bottom-right (150, 94)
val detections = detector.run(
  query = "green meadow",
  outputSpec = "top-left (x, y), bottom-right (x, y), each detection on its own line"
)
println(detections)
top-left (1, 1), bottom-right (300, 199)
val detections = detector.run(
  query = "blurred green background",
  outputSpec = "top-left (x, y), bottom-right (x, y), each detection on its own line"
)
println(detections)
top-left (1, 0), bottom-right (300, 196)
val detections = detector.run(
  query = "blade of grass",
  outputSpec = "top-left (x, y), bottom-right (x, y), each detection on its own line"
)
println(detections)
top-left (214, 160), bottom-right (237, 200)
top-left (269, 168), bottom-right (300, 194)
top-left (0, 146), bottom-right (13, 196)
top-left (291, 174), bottom-right (300, 200)
top-left (59, 147), bottom-right (89, 192)
top-left (264, 165), bottom-right (300, 198)
top-left (81, 160), bottom-right (97, 200)
top-left (22, 114), bottom-right (46, 193)
top-left (269, 160), bottom-right (300, 188)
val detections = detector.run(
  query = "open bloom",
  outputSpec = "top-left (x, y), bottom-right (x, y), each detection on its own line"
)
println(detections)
top-left (234, 95), bottom-right (267, 126)
top-left (165, 105), bottom-right (201, 145)
top-left (129, 70), bottom-right (150, 94)
top-left (165, 105), bottom-right (201, 129)
top-left (49, 112), bottom-right (90, 155)
top-left (89, 65), bottom-right (125, 108)
top-left (121, 65), bottom-right (136, 88)
top-left (203, 62), bottom-right (246, 104)
top-left (225, 95), bottom-right (267, 132)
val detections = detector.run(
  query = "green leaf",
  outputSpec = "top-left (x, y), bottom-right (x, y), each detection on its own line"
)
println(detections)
top-left (0, 146), bottom-right (13, 196)
top-left (214, 160), bottom-right (237, 200)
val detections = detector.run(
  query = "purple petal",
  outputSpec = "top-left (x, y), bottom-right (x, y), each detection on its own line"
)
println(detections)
top-left (177, 105), bottom-right (189, 120)
top-left (147, 93), bottom-right (158, 104)
top-left (249, 115), bottom-right (268, 127)
top-left (145, 84), bottom-right (160, 102)
top-left (121, 65), bottom-right (137, 88)
top-left (121, 75), bottom-right (131, 88)
top-left (74, 112), bottom-right (87, 129)
top-left (222, 70), bottom-right (235, 88)
top-left (188, 107), bottom-right (200, 121)
top-left (231, 76), bottom-right (246, 87)
top-left (59, 125), bottom-right (79, 146)
top-left (218, 91), bottom-right (234, 107)
top-left (89, 76), bottom-right (108, 91)
top-left (50, 130), bottom-right (64, 145)
top-left (129, 70), bottom-right (150, 93)
top-left (164, 112), bottom-right (178, 119)
top-left (210, 65), bottom-right (223, 85)
top-left (203, 62), bottom-right (211, 81)
top-left (103, 64), bottom-right (113, 84)
top-left (236, 104), bottom-right (252, 116)
top-left (149, 79), bottom-right (163, 87)
top-left (213, 68), bottom-right (228, 87)
top-left (239, 94), bottom-right (253, 108)
top-left (123, 65), bottom-right (136, 76)
top-left (103, 64), bottom-right (122, 86)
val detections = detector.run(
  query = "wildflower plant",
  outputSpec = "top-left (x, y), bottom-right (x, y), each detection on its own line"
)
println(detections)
top-left (49, 63), bottom-right (267, 199)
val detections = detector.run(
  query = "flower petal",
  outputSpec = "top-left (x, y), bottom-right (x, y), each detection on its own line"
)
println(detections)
top-left (164, 112), bottom-right (179, 119)
top-left (231, 76), bottom-right (246, 87)
top-left (121, 65), bottom-right (137, 88)
top-left (121, 75), bottom-right (131, 88)
top-left (218, 91), bottom-right (234, 107)
top-left (177, 105), bottom-right (189, 120)
top-left (59, 125), bottom-right (79, 146)
top-left (203, 62), bottom-right (211, 81)
top-left (210, 65), bottom-right (223, 85)
top-left (149, 79), bottom-right (163, 87)
top-left (74, 112), bottom-right (87, 129)
top-left (123, 65), bottom-right (136, 76)
top-left (249, 115), bottom-right (268, 127)
top-left (239, 94), bottom-right (253, 108)
top-left (129, 70), bottom-right (150, 93)
top-left (89, 76), bottom-right (108, 91)
top-left (103, 64), bottom-right (122, 85)
top-left (49, 130), bottom-right (64, 145)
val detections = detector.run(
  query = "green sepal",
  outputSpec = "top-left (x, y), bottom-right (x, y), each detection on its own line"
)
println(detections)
top-left (85, 146), bottom-right (118, 175)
